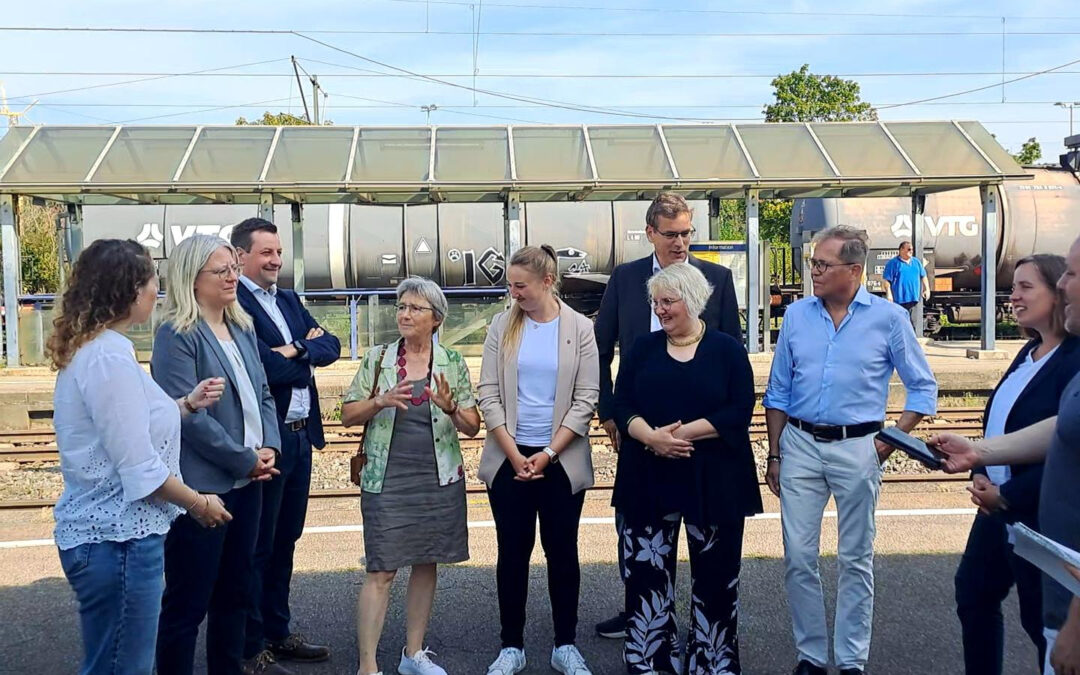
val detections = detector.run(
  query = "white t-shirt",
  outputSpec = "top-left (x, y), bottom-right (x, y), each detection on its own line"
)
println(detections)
top-left (217, 338), bottom-right (263, 489)
top-left (984, 344), bottom-right (1058, 486)
top-left (515, 316), bottom-right (560, 446)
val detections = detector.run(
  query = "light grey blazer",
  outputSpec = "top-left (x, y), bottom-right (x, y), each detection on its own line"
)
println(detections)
top-left (477, 300), bottom-right (600, 494)
top-left (151, 320), bottom-right (281, 494)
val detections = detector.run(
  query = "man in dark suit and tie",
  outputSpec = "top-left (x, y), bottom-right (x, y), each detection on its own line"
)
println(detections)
top-left (592, 192), bottom-right (742, 639)
top-left (232, 218), bottom-right (341, 675)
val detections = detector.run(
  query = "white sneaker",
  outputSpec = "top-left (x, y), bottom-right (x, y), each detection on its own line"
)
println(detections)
top-left (487, 647), bottom-right (527, 674)
top-left (398, 647), bottom-right (447, 675)
top-left (551, 645), bottom-right (592, 675)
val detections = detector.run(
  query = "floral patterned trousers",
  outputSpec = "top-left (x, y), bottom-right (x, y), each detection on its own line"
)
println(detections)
top-left (622, 513), bottom-right (745, 675)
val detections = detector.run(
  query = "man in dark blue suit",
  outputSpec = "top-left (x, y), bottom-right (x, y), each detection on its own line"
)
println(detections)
top-left (592, 192), bottom-right (742, 639)
top-left (232, 218), bottom-right (341, 675)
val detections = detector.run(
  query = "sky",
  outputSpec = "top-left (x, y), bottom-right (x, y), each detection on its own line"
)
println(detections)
top-left (2, 0), bottom-right (1079, 157)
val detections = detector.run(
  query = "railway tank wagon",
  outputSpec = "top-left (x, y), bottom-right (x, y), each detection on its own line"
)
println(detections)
top-left (791, 167), bottom-right (1080, 324)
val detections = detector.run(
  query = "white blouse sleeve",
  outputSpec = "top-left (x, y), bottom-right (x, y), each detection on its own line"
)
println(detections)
top-left (77, 350), bottom-right (171, 503)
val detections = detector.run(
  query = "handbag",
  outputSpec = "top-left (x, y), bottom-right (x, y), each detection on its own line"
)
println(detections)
top-left (349, 343), bottom-right (389, 487)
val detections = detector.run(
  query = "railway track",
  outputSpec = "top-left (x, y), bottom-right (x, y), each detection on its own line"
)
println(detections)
top-left (0, 473), bottom-right (970, 511)
top-left (0, 407), bottom-right (987, 464)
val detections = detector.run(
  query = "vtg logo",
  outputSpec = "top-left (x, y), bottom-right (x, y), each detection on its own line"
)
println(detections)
top-left (891, 214), bottom-right (979, 239)
top-left (136, 223), bottom-right (234, 249)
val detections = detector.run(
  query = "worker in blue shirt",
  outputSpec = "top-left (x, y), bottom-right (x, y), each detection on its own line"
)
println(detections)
top-left (882, 241), bottom-right (930, 330)
top-left (762, 226), bottom-right (938, 675)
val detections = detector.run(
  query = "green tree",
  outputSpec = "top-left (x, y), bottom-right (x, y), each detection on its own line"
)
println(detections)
top-left (763, 64), bottom-right (878, 123)
top-left (236, 111), bottom-right (330, 125)
top-left (1012, 137), bottom-right (1041, 165)
top-left (16, 198), bottom-right (61, 294)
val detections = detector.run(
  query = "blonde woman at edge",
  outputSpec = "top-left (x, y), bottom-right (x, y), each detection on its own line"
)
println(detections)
top-left (478, 245), bottom-right (600, 675)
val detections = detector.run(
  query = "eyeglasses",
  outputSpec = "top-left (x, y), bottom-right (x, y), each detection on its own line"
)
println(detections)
top-left (200, 264), bottom-right (242, 280)
top-left (809, 258), bottom-right (858, 274)
top-left (652, 227), bottom-right (696, 241)
top-left (396, 303), bottom-right (434, 315)
top-left (651, 297), bottom-right (684, 310)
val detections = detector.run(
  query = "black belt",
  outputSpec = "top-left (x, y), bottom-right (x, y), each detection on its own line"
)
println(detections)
top-left (286, 418), bottom-right (308, 432)
top-left (789, 417), bottom-right (882, 443)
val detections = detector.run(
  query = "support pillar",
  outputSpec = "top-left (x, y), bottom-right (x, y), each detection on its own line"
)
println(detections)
top-left (503, 192), bottom-right (521, 274)
top-left (910, 193), bottom-right (926, 337)
top-left (745, 189), bottom-right (760, 353)
top-left (1, 195), bottom-right (20, 366)
top-left (967, 185), bottom-right (1006, 359)
top-left (258, 193), bottom-right (274, 223)
top-left (290, 202), bottom-right (305, 293)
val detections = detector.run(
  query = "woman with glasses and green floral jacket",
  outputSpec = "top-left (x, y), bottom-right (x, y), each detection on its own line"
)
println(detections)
top-left (342, 277), bottom-right (481, 675)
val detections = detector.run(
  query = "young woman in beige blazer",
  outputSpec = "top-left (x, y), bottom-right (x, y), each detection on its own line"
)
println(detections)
top-left (477, 245), bottom-right (600, 675)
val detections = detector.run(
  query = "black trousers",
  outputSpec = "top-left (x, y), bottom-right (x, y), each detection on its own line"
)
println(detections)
top-left (244, 425), bottom-right (313, 658)
top-left (487, 445), bottom-right (586, 649)
top-left (623, 514), bottom-right (745, 675)
top-left (157, 480), bottom-right (262, 675)
top-left (955, 512), bottom-right (1046, 675)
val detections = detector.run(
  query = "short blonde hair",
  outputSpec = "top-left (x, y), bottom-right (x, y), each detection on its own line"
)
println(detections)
top-left (162, 234), bottom-right (251, 333)
top-left (647, 262), bottom-right (713, 319)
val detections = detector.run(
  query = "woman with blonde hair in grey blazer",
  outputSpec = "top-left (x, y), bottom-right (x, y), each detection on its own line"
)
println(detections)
top-left (478, 244), bottom-right (600, 675)
top-left (151, 234), bottom-right (282, 675)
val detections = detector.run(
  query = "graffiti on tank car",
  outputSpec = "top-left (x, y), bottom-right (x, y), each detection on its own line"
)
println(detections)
top-left (477, 247), bottom-right (505, 285)
top-left (555, 247), bottom-right (591, 274)
top-left (890, 214), bottom-right (979, 239)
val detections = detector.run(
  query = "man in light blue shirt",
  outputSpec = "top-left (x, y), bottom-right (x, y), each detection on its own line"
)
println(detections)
top-left (882, 241), bottom-right (930, 330)
top-left (762, 226), bottom-right (937, 675)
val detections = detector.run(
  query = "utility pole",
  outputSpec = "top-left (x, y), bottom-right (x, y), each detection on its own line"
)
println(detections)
top-left (290, 57), bottom-right (311, 123)
top-left (1056, 102), bottom-right (1080, 136)
top-left (311, 75), bottom-right (321, 125)
top-left (422, 104), bottom-right (438, 124)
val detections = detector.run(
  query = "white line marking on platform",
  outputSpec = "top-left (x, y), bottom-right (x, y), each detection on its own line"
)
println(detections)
top-left (0, 508), bottom-right (977, 549)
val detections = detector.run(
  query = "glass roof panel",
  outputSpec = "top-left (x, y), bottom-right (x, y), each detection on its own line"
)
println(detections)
top-left (265, 126), bottom-right (353, 182)
top-left (434, 128), bottom-right (510, 181)
top-left (958, 121), bottom-right (1027, 173)
top-left (735, 124), bottom-right (835, 178)
top-left (91, 127), bottom-right (196, 183)
top-left (810, 123), bottom-right (915, 177)
top-left (662, 125), bottom-right (753, 179)
top-left (352, 128), bottom-right (430, 181)
top-left (179, 127), bottom-right (275, 182)
top-left (588, 126), bottom-right (671, 180)
top-left (0, 126), bottom-right (33, 174)
top-left (512, 127), bottom-right (590, 180)
top-left (884, 122), bottom-right (995, 176)
top-left (2, 126), bottom-right (114, 183)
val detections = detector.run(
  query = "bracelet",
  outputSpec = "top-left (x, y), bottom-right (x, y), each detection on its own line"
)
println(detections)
top-left (441, 401), bottom-right (459, 416)
top-left (767, 455), bottom-right (782, 463)
top-left (186, 493), bottom-right (203, 513)
top-left (181, 396), bottom-right (197, 414)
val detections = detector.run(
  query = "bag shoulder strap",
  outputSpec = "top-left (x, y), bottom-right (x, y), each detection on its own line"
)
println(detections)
top-left (367, 343), bottom-right (389, 400)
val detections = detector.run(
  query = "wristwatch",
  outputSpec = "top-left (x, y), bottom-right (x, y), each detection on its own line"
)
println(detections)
top-left (292, 340), bottom-right (308, 357)
top-left (542, 447), bottom-right (559, 464)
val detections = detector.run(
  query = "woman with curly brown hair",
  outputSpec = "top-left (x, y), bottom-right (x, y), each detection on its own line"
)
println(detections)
top-left (49, 238), bottom-right (231, 675)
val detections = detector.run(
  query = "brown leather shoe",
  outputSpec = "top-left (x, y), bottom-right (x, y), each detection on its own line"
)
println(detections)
top-left (267, 633), bottom-right (331, 663)
top-left (242, 650), bottom-right (295, 675)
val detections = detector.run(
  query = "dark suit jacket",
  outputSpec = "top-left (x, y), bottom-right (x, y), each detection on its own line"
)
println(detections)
top-left (595, 254), bottom-right (742, 421)
top-left (981, 334), bottom-right (1080, 529)
top-left (151, 320), bottom-right (281, 494)
top-left (236, 283), bottom-right (341, 449)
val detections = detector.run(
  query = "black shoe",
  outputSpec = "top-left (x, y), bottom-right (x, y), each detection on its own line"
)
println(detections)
top-left (792, 660), bottom-right (827, 675)
top-left (267, 634), bottom-right (331, 663)
top-left (241, 651), bottom-right (294, 675)
top-left (839, 670), bottom-right (865, 675)
top-left (594, 612), bottom-right (628, 639)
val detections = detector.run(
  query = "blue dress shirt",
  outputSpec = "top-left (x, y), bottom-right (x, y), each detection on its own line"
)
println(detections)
top-left (762, 286), bottom-right (938, 425)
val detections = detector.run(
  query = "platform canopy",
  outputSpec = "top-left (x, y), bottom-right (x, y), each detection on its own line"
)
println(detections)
top-left (0, 121), bottom-right (1030, 205)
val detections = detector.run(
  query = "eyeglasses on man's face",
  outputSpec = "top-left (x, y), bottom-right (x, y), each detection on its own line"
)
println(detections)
top-left (809, 258), bottom-right (858, 274)
top-left (201, 264), bottom-right (242, 280)
top-left (651, 227), bottom-right (696, 241)
top-left (651, 297), bottom-right (685, 310)
top-left (396, 303), bottom-right (434, 315)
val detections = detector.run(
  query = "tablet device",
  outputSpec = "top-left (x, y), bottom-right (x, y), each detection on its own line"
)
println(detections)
top-left (875, 427), bottom-right (944, 470)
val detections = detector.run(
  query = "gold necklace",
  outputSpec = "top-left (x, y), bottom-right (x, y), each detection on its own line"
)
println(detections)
top-left (667, 319), bottom-right (705, 347)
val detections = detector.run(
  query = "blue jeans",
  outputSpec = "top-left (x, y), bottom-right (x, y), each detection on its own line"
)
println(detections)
top-left (59, 534), bottom-right (166, 675)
